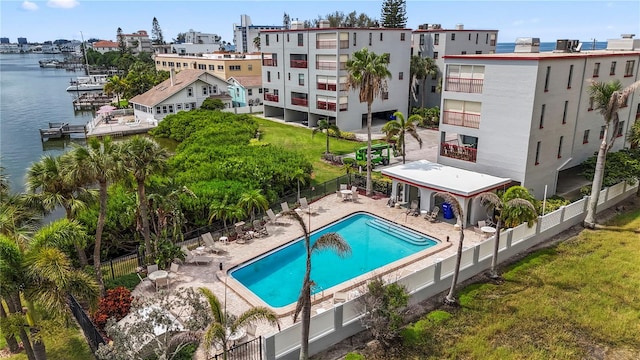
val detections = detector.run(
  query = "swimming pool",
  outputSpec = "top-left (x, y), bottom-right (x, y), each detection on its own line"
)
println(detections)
top-left (229, 212), bottom-right (438, 308)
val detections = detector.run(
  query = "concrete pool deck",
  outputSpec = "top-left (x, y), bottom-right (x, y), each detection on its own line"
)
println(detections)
top-left (131, 192), bottom-right (488, 351)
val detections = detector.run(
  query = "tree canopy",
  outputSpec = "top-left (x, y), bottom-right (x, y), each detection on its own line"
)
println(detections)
top-left (380, 0), bottom-right (407, 28)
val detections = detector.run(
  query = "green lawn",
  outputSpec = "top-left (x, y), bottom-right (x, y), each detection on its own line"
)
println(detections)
top-left (256, 118), bottom-right (366, 184)
top-left (0, 326), bottom-right (94, 360)
top-left (397, 208), bottom-right (640, 359)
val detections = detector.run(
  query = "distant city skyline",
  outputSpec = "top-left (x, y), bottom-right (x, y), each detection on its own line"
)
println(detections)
top-left (1, 0), bottom-right (638, 44)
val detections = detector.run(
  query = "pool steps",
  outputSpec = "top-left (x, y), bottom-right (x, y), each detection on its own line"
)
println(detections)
top-left (366, 219), bottom-right (436, 246)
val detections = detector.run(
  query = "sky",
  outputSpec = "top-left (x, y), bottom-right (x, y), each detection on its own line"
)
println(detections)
top-left (1, 0), bottom-right (639, 44)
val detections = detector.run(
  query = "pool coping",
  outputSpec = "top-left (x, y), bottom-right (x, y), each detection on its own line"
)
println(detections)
top-left (217, 211), bottom-right (452, 317)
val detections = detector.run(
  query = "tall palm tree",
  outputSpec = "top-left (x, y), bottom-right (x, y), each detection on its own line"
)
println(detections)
top-left (312, 119), bottom-right (341, 155)
top-left (253, 36), bottom-right (261, 51)
top-left (121, 136), bottom-right (169, 255)
top-left (289, 169), bottom-right (308, 202)
top-left (584, 79), bottom-right (640, 228)
top-left (68, 136), bottom-right (121, 295)
top-left (628, 119), bottom-right (640, 149)
top-left (25, 154), bottom-right (93, 266)
top-left (209, 196), bottom-right (243, 235)
top-left (281, 210), bottom-right (351, 360)
top-left (409, 55), bottom-right (437, 109)
top-left (199, 288), bottom-right (279, 359)
top-left (147, 181), bottom-right (195, 243)
top-left (381, 111), bottom-right (423, 164)
top-left (103, 75), bottom-right (128, 107)
top-left (434, 192), bottom-right (464, 305)
top-left (346, 48), bottom-right (392, 196)
top-left (475, 186), bottom-right (537, 279)
top-left (237, 189), bottom-right (268, 222)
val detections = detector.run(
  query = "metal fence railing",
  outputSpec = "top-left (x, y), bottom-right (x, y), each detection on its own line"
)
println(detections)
top-left (68, 294), bottom-right (106, 353)
top-left (209, 337), bottom-right (262, 360)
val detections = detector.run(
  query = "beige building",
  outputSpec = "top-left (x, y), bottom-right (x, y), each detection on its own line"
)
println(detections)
top-left (154, 53), bottom-right (262, 80)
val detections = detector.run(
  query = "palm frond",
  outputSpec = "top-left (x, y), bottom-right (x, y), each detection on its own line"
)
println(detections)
top-left (311, 233), bottom-right (352, 257)
top-left (235, 306), bottom-right (280, 331)
top-left (475, 192), bottom-right (502, 211)
top-left (434, 192), bottom-right (463, 222)
top-left (199, 287), bottom-right (224, 324)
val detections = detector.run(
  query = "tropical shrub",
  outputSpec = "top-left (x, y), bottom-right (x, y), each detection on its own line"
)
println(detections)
top-left (154, 239), bottom-right (185, 269)
top-left (93, 287), bottom-right (134, 330)
top-left (358, 278), bottom-right (409, 348)
top-left (581, 149), bottom-right (640, 187)
top-left (105, 273), bottom-right (141, 291)
top-left (200, 98), bottom-right (225, 110)
top-left (542, 195), bottom-right (571, 213)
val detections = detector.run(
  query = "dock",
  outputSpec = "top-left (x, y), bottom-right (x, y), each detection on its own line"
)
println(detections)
top-left (72, 93), bottom-right (112, 111)
top-left (39, 122), bottom-right (87, 141)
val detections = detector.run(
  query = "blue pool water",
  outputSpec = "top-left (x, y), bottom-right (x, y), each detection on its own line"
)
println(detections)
top-left (230, 212), bottom-right (438, 307)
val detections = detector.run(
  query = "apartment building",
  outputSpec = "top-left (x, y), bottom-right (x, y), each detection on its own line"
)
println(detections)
top-left (121, 30), bottom-right (152, 54)
top-left (154, 53), bottom-right (262, 79)
top-left (171, 29), bottom-right (223, 55)
top-left (234, 14), bottom-right (286, 53)
top-left (260, 21), bottom-right (411, 131)
top-left (438, 36), bottom-right (640, 198)
top-left (412, 24), bottom-right (498, 108)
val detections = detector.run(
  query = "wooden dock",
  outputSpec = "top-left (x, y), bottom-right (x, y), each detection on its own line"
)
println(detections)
top-left (72, 93), bottom-right (112, 111)
top-left (39, 122), bottom-right (87, 141)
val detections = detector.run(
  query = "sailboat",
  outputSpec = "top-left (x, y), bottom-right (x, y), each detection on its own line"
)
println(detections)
top-left (66, 31), bottom-right (109, 92)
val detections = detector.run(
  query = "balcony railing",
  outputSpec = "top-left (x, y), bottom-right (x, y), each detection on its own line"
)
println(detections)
top-left (490, 40), bottom-right (496, 46)
top-left (317, 101), bottom-right (337, 111)
top-left (440, 143), bottom-right (477, 162)
top-left (339, 40), bottom-right (349, 49)
top-left (445, 77), bottom-right (484, 93)
top-left (316, 61), bottom-right (337, 70)
top-left (316, 40), bottom-right (337, 49)
top-left (264, 94), bottom-right (279, 102)
top-left (317, 83), bottom-right (337, 91)
top-left (291, 98), bottom-right (308, 106)
top-left (339, 103), bottom-right (348, 111)
top-left (442, 111), bottom-right (480, 129)
top-left (290, 60), bottom-right (308, 69)
top-left (262, 59), bottom-right (277, 66)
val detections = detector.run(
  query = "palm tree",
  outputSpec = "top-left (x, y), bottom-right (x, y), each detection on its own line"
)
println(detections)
top-left (381, 111), bottom-right (423, 164)
top-left (409, 56), bottom-right (437, 109)
top-left (289, 169), bottom-right (308, 202)
top-left (312, 119), bottom-right (341, 154)
top-left (628, 119), bottom-right (640, 149)
top-left (199, 288), bottom-right (279, 359)
top-left (475, 186), bottom-right (537, 279)
top-left (121, 136), bottom-right (169, 255)
top-left (346, 48), bottom-right (392, 196)
top-left (281, 210), bottom-right (351, 360)
top-left (209, 197), bottom-right (243, 235)
top-left (434, 192), bottom-right (464, 305)
top-left (68, 136), bottom-right (121, 295)
top-left (25, 154), bottom-right (93, 266)
top-left (147, 181), bottom-right (195, 243)
top-left (584, 79), bottom-right (640, 228)
top-left (103, 75), bottom-right (127, 107)
top-left (237, 189), bottom-right (268, 222)
top-left (253, 36), bottom-right (261, 51)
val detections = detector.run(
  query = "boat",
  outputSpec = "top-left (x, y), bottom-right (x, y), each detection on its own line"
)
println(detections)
top-left (66, 74), bottom-right (109, 92)
top-left (39, 59), bottom-right (60, 68)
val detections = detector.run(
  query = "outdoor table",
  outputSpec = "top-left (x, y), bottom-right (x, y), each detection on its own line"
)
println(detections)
top-left (340, 189), bottom-right (352, 201)
top-left (481, 226), bottom-right (497, 237)
top-left (219, 236), bottom-right (228, 245)
top-left (195, 246), bottom-right (206, 255)
top-left (227, 327), bottom-right (246, 344)
top-left (148, 270), bottom-right (168, 282)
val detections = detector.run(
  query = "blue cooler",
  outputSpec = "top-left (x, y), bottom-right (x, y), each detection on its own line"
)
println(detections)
top-left (441, 203), bottom-right (454, 219)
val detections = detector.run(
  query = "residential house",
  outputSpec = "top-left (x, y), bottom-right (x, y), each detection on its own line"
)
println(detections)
top-left (260, 21), bottom-right (411, 131)
top-left (154, 52), bottom-right (262, 79)
top-left (227, 76), bottom-right (263, 107)
top-left (412, 24), bottom-right (498, 108)
top-left (438, 36), bottom-right (640, 198)
top-left (120, 30), bottom-right (152, 54)
top-left (92, 40), bottom-right (119, 54)
top-left (129, 69), bottom-right (232, 122)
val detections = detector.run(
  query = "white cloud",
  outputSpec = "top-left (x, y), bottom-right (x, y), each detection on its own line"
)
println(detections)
top-left (47, 0), bottom-right (80, 9)
top-left (21, 1), bottom-right (39, 11)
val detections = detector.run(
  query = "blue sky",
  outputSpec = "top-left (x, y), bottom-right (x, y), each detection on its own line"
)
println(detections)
top-left (1, 0), bottom-right (639, 44)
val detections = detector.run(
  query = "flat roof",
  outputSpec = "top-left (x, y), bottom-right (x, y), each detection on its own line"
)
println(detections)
top-left (381, 160), bottom-right (511, 198)
top-left (444, 49), bottom-right (640, 61)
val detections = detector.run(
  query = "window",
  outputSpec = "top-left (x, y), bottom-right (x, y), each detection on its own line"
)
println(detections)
top-left (610, 61), bottom-right (616, 75)
top-left (267, 71), bottom-right (271, 82)
top-left (183, 63), bottom-right (188, 67)
top-left (475, 50), bottom-right (482, 54)
top-left (617, 121), bottom-right (625, 137)
top-left (433, 34), bottom-right (439, 45)
top-left (369, 33), bottom-right (372, 46)
top-left (162, 61), bottom-right (166, 66)
top-left (230, 65), bottom-right (241, 71)
top-left (288, 73), bottom-right (291, 81)
top-left (248, 64), bottom-right (253, 71)
top-left (557, 136), bottom-right (563, 158)
top-left (588, 97), bottom-right (594, 111)
top-left (400, 33), bottom-right (405, 41)
top-left (208, 65), bottom-right (214, 70)
top-left (600, 125), bottom-right (605, 139)
top-left (202, 86), bottom-right (208, 96)
top-left (399, 72), bottom-right (404, 80)
top-left (276, 34), bottom-right (279, 42)
top-left (187, 87), bottom-right (193, 97)
top-left (198, 64), bottom-right (206, 70)
top-left (156, 106), bottom-right (161, 114)
top-left (625, 60), bottom-right (635, 77)
top-left (468, 33), bottom-right (471, 40)
top-left (419, 34), bottom-right (425, 46)
top-left (475, 33), bottom-right (479, 44)
top-left (277, 72), bottom-right (280, 79)
top-left (485, 33), bottom-right (489, 44)
top-left (380, 33), bottom-right (383, 41)
top-left (287, 34), bottom-right (289, 42)
top-left (298, 73), bottom-right (304, 86)
top-left (168, 105), bottom-right (174, 113)
top-left (265, 34), bottom-right (269, 46)
top-left (535, 141), bottom-right (541, 165)
top-left (431, 85), bottom-right (436, 93)
top-left (431, 73), bottom-right (437, 80)
top-left (216, 65), bottom-right (223, 70)
top-left (297, 33), bottom-right (303, 46)
top-left (451, 33), bottom-right (455, 41)
top-left (176, 104), bottom-right (182, 110)
top-left (168, 62), bottom-right (175, 67)
top-left (177, 63), bottom-right (181, 68)
top-left (539, 104), bottom-right (545, 128)
top-left (544, 66), bottom-right (551, 92)
top-left (433, 51), bottom-right (439, 59)
top-left (461, 51), bottom-right (467, 55)
top-left (562, 101), bottom-right (568, 124)
top-left (382, 91), bottom-right (389, 100)
top-left (567, 65), bottom-right (573, 88)
top-left (162, 105), bottom-right (167, 114)
top-left (593, 62), bottom-right (600, 77)
top-left (353, 32), bottom-right (356, 46)
top-left (248, 89), bottom-right (253, 96)
top-left (259, 88), bottom-right (263, 94)
top-left (583, 129), bottom-right (590, 144)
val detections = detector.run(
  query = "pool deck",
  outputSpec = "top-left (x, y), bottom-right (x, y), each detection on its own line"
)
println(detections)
top-left (132, 192), bottom-right (488, 351)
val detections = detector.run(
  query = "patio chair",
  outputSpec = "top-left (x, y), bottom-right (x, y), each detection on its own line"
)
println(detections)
top-left (351, 187), bottom-right (359, 202)
top-left (340, 184), bottom-right (348, 191)
top-left (281, 202), bottom-right (291, 213)
top-left (147, 264), bottom-right (158, 274)
top-left (245, 323), bottom-right (257, 339)
top-left (299, 197), bottom-right (316, 214)
top-left (253, 220), bottom-right (269, 237)
top-left (201, 232), bottom-right (223, 254)
top-left (333, 291), bottom-right (348, 304)
top-left (181, 246), bottom-right (214, 265)
top-left (406, 200), bottom-right (419, 216)
top-left (266, 209), bottom-right (282, 225)
top-left (137, 273), bottom-right (153, 291)
top-left (427, 206), bottom-right (440, 223)
top-left (168, 263), bottom-right (180, 279)
top-left (155, 277), bottom-right (170, 291)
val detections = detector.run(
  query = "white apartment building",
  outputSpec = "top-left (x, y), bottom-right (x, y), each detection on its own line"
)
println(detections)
top-left (234, 14), bottom-right (286, 53)
top-left (438, 36), bottom-right (640, 199)
top-left (412, 24), bottom-right (498, 108)
top-left (171, 29), bottom-right (223, 55)
top-left (260, 22), bottom-right (411, 131)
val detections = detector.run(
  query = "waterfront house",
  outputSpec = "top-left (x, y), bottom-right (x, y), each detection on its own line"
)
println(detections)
top-left (227, 75), bottom-right (263, 107)
top-left (129, 69), bottom-right (232, 122)
top-left (92, 40), bottom-right (119, 54)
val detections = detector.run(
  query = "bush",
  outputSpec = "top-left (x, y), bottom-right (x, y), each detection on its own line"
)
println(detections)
top-left (358, 278), bottom-right (409, 348)
top-left (105, 273), bottom-right (140, 291)
top-left (345, 353), bottom-right (365, 360)
top-left (542, 195), bottom-right (571, 213)
top-left (92, 287), bottom-right (134, 330)
top-left (201, 98), bottom-right (225, 110)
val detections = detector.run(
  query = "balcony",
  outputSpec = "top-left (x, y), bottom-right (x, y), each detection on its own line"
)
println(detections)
top-left (316, 61), bottom-right (337, 70)
top-left (442, 111), bottom-right (480, 129)
top-left (445, 77), bottom-right (484, 93)
top-left (264, 94), bottom-right (279, 102)
top-left (316, 40), bottom-right (337, 49)
top-left (440, 143), bottom-right (477, 162)
top-left (317, 101), bottom-right (337, 111)
top-left (262, 59), bottom-right (277, 66)
top-left (339, 40), bottom-right (349, 49)
top-left (291, 98), bottom-right (308, 106)
top-left (317, 83), bottom-right (337, 91)
top-left (290, 60), bottom-right (308, 69)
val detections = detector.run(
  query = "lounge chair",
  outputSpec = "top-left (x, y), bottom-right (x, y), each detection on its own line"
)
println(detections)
top-left (333, 291), bottom-right (348, 304)
top-left (281, 202), bottom-right (291, 213)
top-left (181, 246), bottom-right (214, 265)
top-left (253, 220), bottom-right (269, 237)
top-left (406, 200), bottom-right (419, 216)
top-left (126, 118), bottom-right (141, 127)
top-left (427, 207), bottom-right (440, 223)
top-left (266, 209), bottom-right (282, 225)
top-left (351, 186), bottom-right (359, 202)
top-left (299, 197), bottom-right (316, 214)
top-left (201, 232), bottom-right (223, 254)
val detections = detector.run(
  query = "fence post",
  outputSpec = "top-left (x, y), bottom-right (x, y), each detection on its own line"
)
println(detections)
top-left (110, 260), bottom-right (115, 280)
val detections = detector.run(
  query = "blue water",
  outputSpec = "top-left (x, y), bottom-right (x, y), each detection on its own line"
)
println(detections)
top-left (230, 212), bottom-right (438, 308)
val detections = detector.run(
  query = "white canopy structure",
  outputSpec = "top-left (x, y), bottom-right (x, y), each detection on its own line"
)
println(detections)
top-left (382, 160), bottom-right (511, 226)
